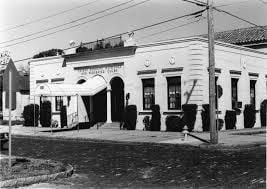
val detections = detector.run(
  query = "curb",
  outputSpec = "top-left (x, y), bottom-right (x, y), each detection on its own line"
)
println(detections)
top-left (0, 164), bottom-right (73, 188)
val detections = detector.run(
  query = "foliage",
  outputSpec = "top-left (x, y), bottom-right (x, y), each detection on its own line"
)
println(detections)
top-left (151, 104), bottom-right (161, 131)
top-left (260, 99), bottom-right (267, 127)
top-left (76, 46), bottom-right (89, 53)
top-left (40, 101), bottom-right (51, 127)
top-left (32, 49), bottom-right (63, 59)
top-left (243, 104), bottom-right (256, 128)
top-left (165, 115), bottom-right (184, 132)
top-left (143, 116), bottom-right (152, 131)
top-left (217, 119), bottom-right (224, 131)
top-left (22, 104), bottom-right (39, 126)
top-left (201, 104), bottom-right (210, 131)
top-left (182, 104), bottom-right (197, 132)
top-left (94, 40), bottom-right (104, 50)
top-left (225, 110), bottom-right (236, 130)
top-left (104, 42), bottom-right (112, 49)
top-left (201, 104), bottom-right (224, 131)
top-left (124, 105), bottom-right (137, 130)
top-left (60, 106), bottom-right (67, 128)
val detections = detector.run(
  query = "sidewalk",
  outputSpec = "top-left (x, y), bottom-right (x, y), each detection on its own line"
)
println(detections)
top-left (0, 124), bottom-right (266, 148)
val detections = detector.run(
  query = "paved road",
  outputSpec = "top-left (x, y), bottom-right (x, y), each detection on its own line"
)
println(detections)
top-left (1, 136), bottom-right (266, 188)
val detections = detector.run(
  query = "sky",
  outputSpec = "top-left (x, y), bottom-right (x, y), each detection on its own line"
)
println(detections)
top-left (0, 0), bottom-right (266, 67)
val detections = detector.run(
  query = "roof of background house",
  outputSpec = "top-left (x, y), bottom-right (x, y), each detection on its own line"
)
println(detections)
top-left (202, 25), bottom-right (267, 45)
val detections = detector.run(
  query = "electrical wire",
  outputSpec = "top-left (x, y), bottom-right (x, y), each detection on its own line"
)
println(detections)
top-left (136, 17), bottom-right (205, 41)
top-left (213, 7), bottom-right (266, 30)
top-left (0, 0), bottom-right (99, 32)
top-left (1, 2), bottom-right (205, 49)
top-left (182, 0), bottom-right (266, 30)
top-left (0, 0), bottom-right (148, 49)
top-left (12, 8), bottom-right (206, 63)
top-left (0, 0), bottom-right (134, 45)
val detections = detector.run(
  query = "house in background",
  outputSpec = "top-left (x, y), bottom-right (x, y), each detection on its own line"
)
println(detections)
top-left (2, 59), bottom-right (30, 121)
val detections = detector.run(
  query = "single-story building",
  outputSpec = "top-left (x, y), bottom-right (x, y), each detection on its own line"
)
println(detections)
top-left (2, 59), bottom-right (30, 121)
top-left (29, 33), bottom-right (267, 131)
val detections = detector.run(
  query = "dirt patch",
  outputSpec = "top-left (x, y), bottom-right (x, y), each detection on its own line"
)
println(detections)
top-left (0, 157), bottom-right (66, 181)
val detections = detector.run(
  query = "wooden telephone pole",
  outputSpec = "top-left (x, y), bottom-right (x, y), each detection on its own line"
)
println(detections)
top-left (207, 0), bottom-right (218, 144)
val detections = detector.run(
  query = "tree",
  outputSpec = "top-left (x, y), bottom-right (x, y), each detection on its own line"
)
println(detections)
top-left (32, 49), bottom-right (64, 59)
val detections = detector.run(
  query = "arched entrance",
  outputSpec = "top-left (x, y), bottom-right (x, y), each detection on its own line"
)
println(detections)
top-left (110, 77), bottom-right (124, 121)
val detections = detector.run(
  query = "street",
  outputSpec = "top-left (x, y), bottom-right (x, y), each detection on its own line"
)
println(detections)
top-left (1, 136), bottom-right (266, 188)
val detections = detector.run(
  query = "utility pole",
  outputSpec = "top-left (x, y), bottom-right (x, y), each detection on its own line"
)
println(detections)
top-left (207, 0), bottom-right (218, 144)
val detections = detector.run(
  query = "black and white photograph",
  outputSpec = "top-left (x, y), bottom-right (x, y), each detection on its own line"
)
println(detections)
top-left (0, 0), bottom-right (266, 188)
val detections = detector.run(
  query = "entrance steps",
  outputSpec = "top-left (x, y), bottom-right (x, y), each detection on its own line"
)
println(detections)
top-left (91, 122), bottom-right (120, 130)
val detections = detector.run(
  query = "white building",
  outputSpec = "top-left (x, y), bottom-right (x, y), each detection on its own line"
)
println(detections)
top-left (29, 35), bottom-right (267, 131)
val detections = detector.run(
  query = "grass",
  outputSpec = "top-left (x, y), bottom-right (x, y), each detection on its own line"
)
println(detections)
top-left (0, 157), bottom-right (65, 181)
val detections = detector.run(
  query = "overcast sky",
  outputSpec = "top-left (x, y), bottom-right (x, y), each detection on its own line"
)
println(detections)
top-left (0, 0), bottom-right (266, 67)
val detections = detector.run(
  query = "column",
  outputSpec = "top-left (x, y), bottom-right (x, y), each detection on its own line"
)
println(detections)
top-left (106, 84), bottom-right (112, 123)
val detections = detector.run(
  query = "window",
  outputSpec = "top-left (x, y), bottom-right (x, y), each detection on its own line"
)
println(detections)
top-left (231, 78), bottom-right (238, 109)
top-left (167, 76), bottom-right (181, 110)
top-left (250, 80), bottom-right (256, 107)
top-left (55, 96), bottom-right (63, 111)
top-left (142, 78), bottom-right (155, 110)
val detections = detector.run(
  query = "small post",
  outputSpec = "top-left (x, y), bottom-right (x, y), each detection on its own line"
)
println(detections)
top-left (182, 125), bottom-right (189, 141)
top-left (8, 70), bottom-right (12, 168)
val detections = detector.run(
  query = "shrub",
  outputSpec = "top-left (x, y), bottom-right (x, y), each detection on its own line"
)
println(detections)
top-left (201, 104), bottom-right (224, 131)
top-left (182, 104), bottom-right (197, 132)
top-left (225, 110), bottom-right (236, 130)
top-left (260, 100), bottom-right (267, 127)
top-left (22, 104), bottom-right (39, 126)
top-left (244, 104), bottom-right (256, 128)
top-left (165, 115), bottom-right (184, 132)
top-left (124, 105), bottom-right (137, 130)
top-left (151, 104), bottom-right (161, 131)
top-left (201, 104), bottom-right (210, 131)
top-left (40, 101), bottom-right (51, 127)
top-left (60, 106), bottom-right (67, 128)
top-left (143, 116), bottom-right (151, 131)
top-left (217, 119), bottom-right (224, 131)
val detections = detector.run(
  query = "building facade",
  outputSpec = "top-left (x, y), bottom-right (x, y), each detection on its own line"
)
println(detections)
top-left (29, 37), bottom-right (267, 131)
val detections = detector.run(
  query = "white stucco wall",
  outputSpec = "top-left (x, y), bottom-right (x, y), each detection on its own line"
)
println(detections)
top-left (29, 38), bottom-right (267, 131)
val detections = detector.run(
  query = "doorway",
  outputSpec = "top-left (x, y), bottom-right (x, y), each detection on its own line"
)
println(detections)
top-left (110, 77), bottom-right (124, 122)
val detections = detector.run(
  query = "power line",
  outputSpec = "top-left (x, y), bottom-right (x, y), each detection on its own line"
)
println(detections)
top-left (0, 0), bottom-right (99, 32)
top-left (0, 0), bottom-right (134, 45)
top-left (257, 0), bottom-right (267, 5)
top-left (182, 0), bottom-right (266, 30)
top-left (12, 8), bottom-right (206, 63)
top-left (2, 2), bottom-right (205, 49)
top-left (136, 17), bottom-right (205, 41)
top-left (213, 7), bottom-right (266, 30)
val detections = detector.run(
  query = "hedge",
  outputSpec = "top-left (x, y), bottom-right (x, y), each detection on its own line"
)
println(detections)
top-left (201, 104), bottom-right (210, 131)
top-left (182, 104), bottom-right (197, 132)
top-left (40, 101), bottom-right (51, 127)
top-left (151, 104), bottom-right (161, 131)
top-left (260, 100), bottom-right (267, 127)
top-left (22, 104), bottom-right (39, 126)
top-left (165, 115), bottom-right (184, 132)
top-left (201, 104), bottom-right (224, 131)
top-left (124, 105), bottom-right (137, 130)
top-left (244, 104), bottom-right (256, 128)
top-left (60, 106), bottom-right (67, 128)
top-left (225, 110), bottom-right (236, 130)
top-left (143, 116), bottom-right (151, 131)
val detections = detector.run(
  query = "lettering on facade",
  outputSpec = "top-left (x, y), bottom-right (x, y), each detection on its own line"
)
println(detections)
top-left (74, 62), bottom-right (123, 76)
